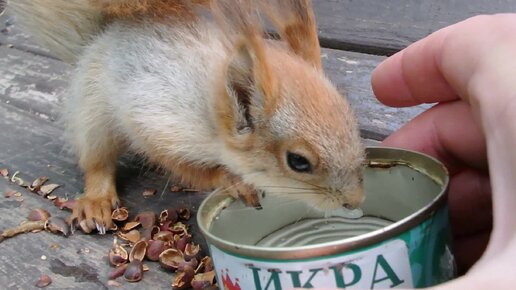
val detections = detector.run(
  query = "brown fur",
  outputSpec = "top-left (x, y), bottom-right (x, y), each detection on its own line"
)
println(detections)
top-left (260, 0), bottom-right (321, 69)
top-left (158, 156), bottom-right (260, 207)
top-left (91, 0), bottom-right (210, 22)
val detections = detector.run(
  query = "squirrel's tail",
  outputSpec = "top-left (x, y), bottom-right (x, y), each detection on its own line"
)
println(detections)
top-left (7, 0), bottom-right (103, 63)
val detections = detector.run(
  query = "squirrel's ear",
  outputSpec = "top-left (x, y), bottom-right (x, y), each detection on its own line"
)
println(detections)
top-left (261, 0), bottom-right (321, 69)
top-left (225, 40), bottom-right (276, 134)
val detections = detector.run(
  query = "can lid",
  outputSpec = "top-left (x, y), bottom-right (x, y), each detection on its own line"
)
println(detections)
top-left (197, 146), bottom-right (449, 260)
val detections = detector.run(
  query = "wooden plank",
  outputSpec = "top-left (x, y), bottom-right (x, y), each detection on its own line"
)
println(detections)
top-left (321, 48), bottom-right (430, 140)
top-left (0, 103), bottom-right (210, 289)
top-left (0, 43), bottom-right (428, 140)
top-left (0, 46), bottom-right (68, 122)
top-left (313, 0), bottom-right (516, 55)
top-left (0, 13), bottom-right (58, 59)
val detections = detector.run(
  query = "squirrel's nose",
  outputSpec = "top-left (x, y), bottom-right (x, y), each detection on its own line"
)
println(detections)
top-left (342, 186), bottom-right (364, 209)
top-left (343, 202), bottom-right (358, 210)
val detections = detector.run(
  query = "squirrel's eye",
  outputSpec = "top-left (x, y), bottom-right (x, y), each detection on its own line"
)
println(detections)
top-left (287, 152), bottom-right (312, 173)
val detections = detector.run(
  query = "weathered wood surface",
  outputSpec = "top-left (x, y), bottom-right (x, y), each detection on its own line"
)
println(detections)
top-left (313, 0), bottom-right (516, 55)
top-left (0, 103), bottom-right (210, 289)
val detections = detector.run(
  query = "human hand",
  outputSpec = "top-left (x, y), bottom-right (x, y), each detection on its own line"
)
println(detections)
top-left (370, 13), bottom-right (516, 289)
top-left (302, 13), bottom-right (516, 290)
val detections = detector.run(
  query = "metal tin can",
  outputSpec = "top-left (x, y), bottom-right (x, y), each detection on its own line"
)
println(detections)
top-left (198, 147), bottom-right (456, 289)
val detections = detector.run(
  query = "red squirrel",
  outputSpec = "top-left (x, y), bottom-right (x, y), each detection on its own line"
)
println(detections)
top-left (8, 0), bottom-right (365, 234)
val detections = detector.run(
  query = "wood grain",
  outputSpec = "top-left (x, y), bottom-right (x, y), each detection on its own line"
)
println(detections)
top-left (313, 0), bottom-right (516, 55)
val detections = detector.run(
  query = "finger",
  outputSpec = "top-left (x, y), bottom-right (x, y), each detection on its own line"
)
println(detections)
top-left (371, 31), bottom-right (457, 107)
top-left (372, 14), bottom-right (516, 108)
top-left (382, 101), bottom-right (487, 174)
top-left (448, 168), bottom-right (492, 238)
top-left (454, 230), bottom-right (490, 275)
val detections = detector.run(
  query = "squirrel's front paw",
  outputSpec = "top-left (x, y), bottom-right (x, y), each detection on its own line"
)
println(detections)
top-left (226, 182), bottom-right (262, 209)
top-left (68, 194), bottom-right (119, 234)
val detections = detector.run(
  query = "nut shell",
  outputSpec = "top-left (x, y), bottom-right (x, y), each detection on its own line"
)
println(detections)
top-left (170, 222), bottom-right (188, 236)
top-left (111, 207), bottom-right (129, 222)
top-left (196, 256), bottom-right (214, 273)
top-left (191, 271), bottom-right (216, 290)
top-left (28, 209), bottom-right (51, 222)
top-left (172, 265), bottom-right (195, 289)
top-left (45, 217), bottom-right (70, 236)
top-left (184, 243), bottom-right (200, 260)
top-left (159, 208), bottom-right (178, 224)
top-left (129, 240), bottom-right (148, 262)
top-left (122, 221), bottom-right (141, 232)
top-left (178, 207), bottom-right (191, 220)
top-left (109, 244), bottom-right (128, 267)
top-left (159, 248), bottom-right (185, 271)
top-left (118, 229), bottom-right (140, 244)
top-left (153, 230), bottom-right (174, 243)
top-left (29, 176), bottom-right (48, 192)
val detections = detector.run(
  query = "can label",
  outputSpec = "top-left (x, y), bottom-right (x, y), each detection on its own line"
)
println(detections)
top-left (209, 207), bottom-right (455, 289)
top-left (211, 239), bottom-right (413, 289)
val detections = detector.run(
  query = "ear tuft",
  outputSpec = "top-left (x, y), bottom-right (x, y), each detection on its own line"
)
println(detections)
top-left (225, 38), bottom-right (276, 134)
top-left (225, 42), bottom-right (257, 134)
top-left (260, 0), bottom-right (321, 69)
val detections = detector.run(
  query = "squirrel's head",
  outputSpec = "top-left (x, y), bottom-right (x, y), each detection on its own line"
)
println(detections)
top-left (215, 37), bottom-right (365, 211)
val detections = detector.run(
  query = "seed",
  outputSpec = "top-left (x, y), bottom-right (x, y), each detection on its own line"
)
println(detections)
top-left (142, 188), bottom-right (157, 198)
top-left (146, 240), bottom-right (166, 261)
top-left (35, 275), bottom-right (52, 288)
top-left (108, 264), bottom-right (128, 279)
top-left (124, 260), bottom-right (144, 282)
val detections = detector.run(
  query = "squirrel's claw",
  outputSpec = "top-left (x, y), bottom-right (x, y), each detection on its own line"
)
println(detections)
top-left (68, 195), bottom-right (118, 234)
top-left (239, 191), bottom-right (262, 209)
top-left (94, 219), bottom-right (106, 235)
